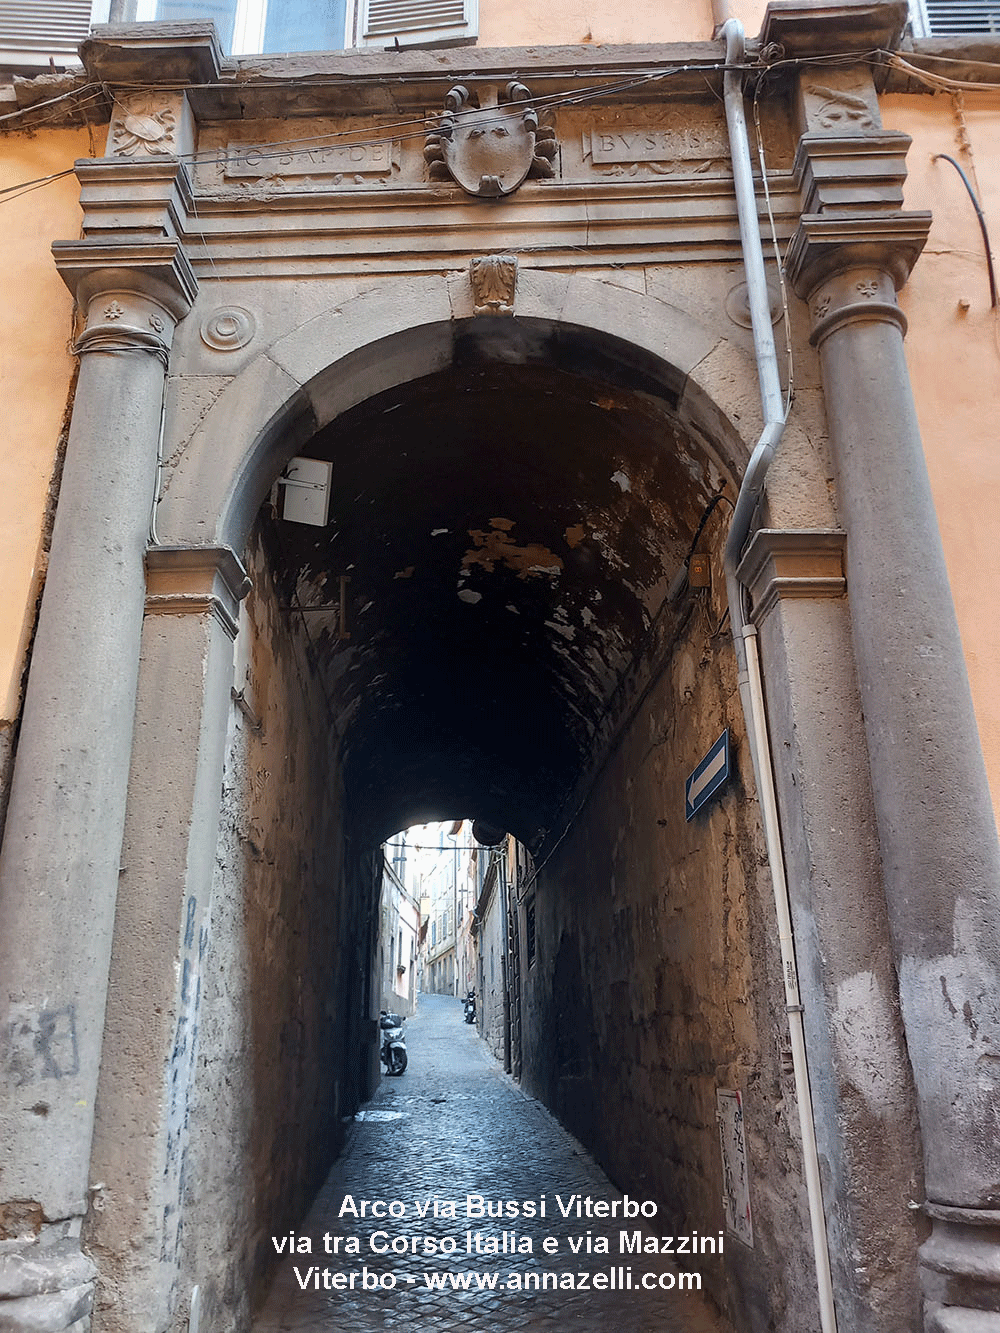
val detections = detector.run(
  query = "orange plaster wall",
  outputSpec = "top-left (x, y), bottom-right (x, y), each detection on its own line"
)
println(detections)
top-left (478, 0), bottom-right (770, 48)
top-left (0, 128), bottom-right (90, 721)
top-left (882, 91), bottom-right (1000, 814)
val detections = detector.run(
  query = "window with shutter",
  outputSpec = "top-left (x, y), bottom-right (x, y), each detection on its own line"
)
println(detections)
top-left (0, 0), bottom-right (476, 69)
top-left (0, 0), bottom-right (92, 68)
top-left (359, 0), bottom-right (477, 47)
top-left (911, 0), bottom-right (1000, 34)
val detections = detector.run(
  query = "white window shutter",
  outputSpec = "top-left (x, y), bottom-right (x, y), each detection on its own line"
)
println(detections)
top-left (0, 0), bottom-right (91, 67)
top-left (919, 0), bottom-right (1000, 31)
top-left (359, 0), bottom-right (477, 47)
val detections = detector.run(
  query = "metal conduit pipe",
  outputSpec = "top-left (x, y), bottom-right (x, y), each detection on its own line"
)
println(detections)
top-left (718, 20), bottom-right (839, 1333)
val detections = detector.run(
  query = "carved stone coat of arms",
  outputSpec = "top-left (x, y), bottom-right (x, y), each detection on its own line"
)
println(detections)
top-left (425, 81), bottom-right (558, 198)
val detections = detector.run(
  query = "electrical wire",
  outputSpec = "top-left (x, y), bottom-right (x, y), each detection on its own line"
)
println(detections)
top-left (889, 50), bottom-right (1000, 91)
top-left (934, 151), bottom-right (998, 308)
top-left (0, 45), bottom-right (904, 205)
top-left (0, 63), bottom-right (705, 203)
top-left (0, 81), bottom-right (106, 123)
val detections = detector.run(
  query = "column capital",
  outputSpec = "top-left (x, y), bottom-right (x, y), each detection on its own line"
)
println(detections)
top-left (736, 528), bottom-right (846, 623)
top-left (53, 239), bottom-right (198, 362)
top-left (145, 545), bottom-right (251, 640)
top-left (787, 212), bottom-right (932, 301)
top-left (53, 237), bottom-right (198, 318)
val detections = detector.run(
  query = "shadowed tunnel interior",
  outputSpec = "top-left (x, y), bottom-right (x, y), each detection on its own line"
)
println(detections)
top-left (186, 323), bottom-right (780, 1331)
top-left (262, 322), bottom-right (732, 849)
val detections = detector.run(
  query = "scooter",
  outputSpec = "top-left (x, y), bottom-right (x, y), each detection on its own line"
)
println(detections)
top-left (379, 1011), bottom-right (407, 1075)
top-left (463, 989), bottom-right (476, 1024)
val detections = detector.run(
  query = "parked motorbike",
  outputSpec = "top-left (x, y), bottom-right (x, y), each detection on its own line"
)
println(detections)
top-left (379, 1011), bottom-right (407, 1075)
top-left (463, 989), bottom-right (477, 1024)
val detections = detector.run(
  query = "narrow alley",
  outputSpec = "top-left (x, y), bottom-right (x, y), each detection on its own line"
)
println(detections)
top-left (255, 994), bottom-right (728, 1333)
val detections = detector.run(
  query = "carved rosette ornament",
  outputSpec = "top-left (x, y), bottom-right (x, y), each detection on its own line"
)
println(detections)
top-left (424, 81), bottom-right (557, 198)
top-left (470, 254), bottom-right (518, 315)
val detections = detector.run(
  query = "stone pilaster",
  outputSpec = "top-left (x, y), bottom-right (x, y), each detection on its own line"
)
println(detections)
top-left (739, 530), bottom-right (925, 1331)
top-left (788, 204), bottom-right (1000, 1332)
top-left (0, 238), bottom-right (195, 1331)
top-left (85, 546), bottom-right (249, 1333)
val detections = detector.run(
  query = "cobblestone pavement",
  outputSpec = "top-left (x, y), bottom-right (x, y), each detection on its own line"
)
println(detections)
top-left (254, 993), bottom-right (730, 1333)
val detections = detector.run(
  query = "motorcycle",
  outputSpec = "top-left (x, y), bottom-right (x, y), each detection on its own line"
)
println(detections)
top-left (379, 1011), bottom-right (407, 1075)
top-left (463, 989), bottom-right (476, 1024)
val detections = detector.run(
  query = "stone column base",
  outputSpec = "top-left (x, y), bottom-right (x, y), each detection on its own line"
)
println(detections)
top-left (921, 1207), bottom-right (1000, 1331)
top-left (0, 1234), bottom-right (96, 1333)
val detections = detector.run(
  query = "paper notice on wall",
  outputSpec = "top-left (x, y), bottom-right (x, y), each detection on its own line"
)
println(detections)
top-left (717, 1088), bottom-right (754, 1248)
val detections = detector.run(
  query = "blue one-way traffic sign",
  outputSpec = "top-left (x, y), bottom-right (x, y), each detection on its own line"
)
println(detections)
top-left (685, 729), bottom-right (731, 821)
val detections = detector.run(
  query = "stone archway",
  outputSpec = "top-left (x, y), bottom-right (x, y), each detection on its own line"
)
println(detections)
top-left (2, 236), bottom-right (995, 1333)
top-left (154, 270), bottom-right (762, 551)
top-left (86, 272), bottom-right (771, 1318)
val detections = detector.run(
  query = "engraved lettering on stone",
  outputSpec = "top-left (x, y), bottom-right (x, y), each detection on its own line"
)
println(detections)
top-left (425, 81), bottom-right (557, 198)
top-left (586, 123), bottom-right (728, 169)
top-left (112, 105), bottom-right (177, 156)
top-left (805, 85), bottom-right (875, 133)
top-left (200, 307), bottom-right (256, 352)
top-left (470, 254), bottom-right (518, 315)
top-left (225, 138), bottom-right (399, 181)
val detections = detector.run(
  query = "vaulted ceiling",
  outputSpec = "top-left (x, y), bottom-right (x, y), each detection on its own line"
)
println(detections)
top-left (264, 325), bottom-right (728, 847)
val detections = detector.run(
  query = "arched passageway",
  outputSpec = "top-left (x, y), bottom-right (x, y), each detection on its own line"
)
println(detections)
top-left (263, 324), bottom-right (732, 845)
top-left (159, 312), bottom-right (788, 1330)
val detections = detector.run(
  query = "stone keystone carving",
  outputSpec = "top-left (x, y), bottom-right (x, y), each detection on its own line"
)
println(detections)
top-left (470, 254), bottom-right (518, 315)
top-left (425, 81), bottom-right (557, 198)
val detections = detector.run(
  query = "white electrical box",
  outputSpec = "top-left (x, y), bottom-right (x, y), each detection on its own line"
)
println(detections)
top-left (278, 457), bottom-right (333, 527)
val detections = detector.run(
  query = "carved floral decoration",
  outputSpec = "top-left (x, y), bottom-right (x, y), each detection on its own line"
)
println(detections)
top-left (425, 81), bottom-right (557, 198)
top-left (470, 255), bottom-right (518, 315)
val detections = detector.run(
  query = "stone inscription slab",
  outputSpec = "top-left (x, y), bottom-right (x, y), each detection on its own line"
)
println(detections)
top-left (225, 139), bottom-right (399, 180)
top-left (586, 124), bottom-right (729, 165)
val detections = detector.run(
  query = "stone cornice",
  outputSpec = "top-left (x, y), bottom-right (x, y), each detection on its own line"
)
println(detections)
top-left (81, 29), bottom-right (733, 117)
top-left (760, 0), bottom-right (909, 61)
top-left (83, 21), bottom-right (224, 86)
top-left (144, 545), bottom-right (251, 640)
top-left (737, 529), bottom-right (847, 623)
top-left (785, 211), bottom-right (932, 301)
top-left (176, 176), bottom-right (801, 279)
top-left (52, 239), bottom-right (198, 321)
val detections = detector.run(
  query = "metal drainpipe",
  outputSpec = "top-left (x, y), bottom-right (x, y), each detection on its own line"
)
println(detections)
top-left (719, 20), bottom-right (839, 1333)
